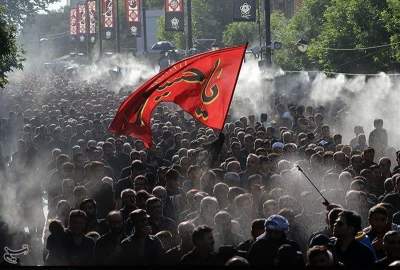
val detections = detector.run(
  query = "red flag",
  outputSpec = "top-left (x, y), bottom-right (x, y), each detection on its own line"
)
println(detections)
top-left (109, 44), bottom-right (247, 148)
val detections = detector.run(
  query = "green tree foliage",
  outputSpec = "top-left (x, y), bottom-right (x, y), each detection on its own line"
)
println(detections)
top-left (144, 0), bottom-right (164, 9)
top-left (0, 0), bottom-right (58, 26)
top-left (307, 0), bottom-right (391, 73)
top-left (222, 22), bottom-right (258, 46)
top-left (273, 0), bottom-right (332, 70)
top-left (382, 0), bottom-right (400, 63)
top-left (0, 7), bottom-right (24, 88)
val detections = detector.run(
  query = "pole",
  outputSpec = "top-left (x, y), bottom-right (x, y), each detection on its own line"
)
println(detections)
top-left (142, 2), bottom-right (147, 53)
top-left (116, 0), bottom-right (121, 53)
top-left (297, 166), bottom-right (330, 206)
top-left (98, 0), bottom-right (103, 58)
top-left (258, 0), bottom-right (262, 60)
top-left (186, 0), bottom-right (193, 51)
top-left (264, 0), bottom-right (271, 65)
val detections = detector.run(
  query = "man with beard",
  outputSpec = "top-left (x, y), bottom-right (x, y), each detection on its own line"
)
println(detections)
top-left (94, 211), bottom-right (126, 265)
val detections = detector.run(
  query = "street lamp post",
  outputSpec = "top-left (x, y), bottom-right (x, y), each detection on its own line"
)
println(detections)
top-left (186, 0), bottom-right (193, 51)
top-left (116, 0), bottom-right (121, 53)
top-left (98, 0), bottom-right (103, 58)
top-left (143, 1), bottom-right (147, 53)
top-left (264, 0), bottom-right (271, 65)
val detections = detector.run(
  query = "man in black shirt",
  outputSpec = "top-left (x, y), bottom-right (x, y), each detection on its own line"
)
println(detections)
top-left (376, 230), bottom-right (400, 269)
top-left (180, 225), bottom-right (218, 265)
top-left (63, 210), bottom-right (95, 266)
top-left (119, 209), bottom-right (164, 265)
top-left (332, 210), bottom-right (374, 270)
top-left (94, 211), bottom-right (126, 265)
top-left (248, 215), bottom-right (300, 266)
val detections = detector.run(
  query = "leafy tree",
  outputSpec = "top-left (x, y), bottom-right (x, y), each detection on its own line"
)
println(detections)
top-left (144, 0), bottom-right (163, 9)
top-left (0, 0), bottom-right (58, 26)
top-left (381, 0), bottom-right (400, 63)
top-left (0, 7), bottom-right (24, 88)
top-left (273, 0), bottom-right (332, 70)
top-left (222, 22), bottom-right (258, 46)
top-left (307, 0), bottom-right (391, 73)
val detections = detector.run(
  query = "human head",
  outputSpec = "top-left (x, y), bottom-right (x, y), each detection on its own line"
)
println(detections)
top-left (121, 188), bottom-right (136, 208)
top-left (264, 214), bottom-right (289, 240)
top-left (192, 225), bottom-right (214, 253)
top-left (383, 231), bottom-right (400, 259)
top-left (178, 221), bottom-right (195, 243)
top-left (146, 197), bottom-right (163, 219)
top-left (106, 210), bottom-right (123, 234)
top-left (251, 218), bottom-right (265, 240)
top-left (129, 209), bottom-right (151, 236)
top-left (214, 210), bottom-right (232, 233)
top-left (307, 245), bottom-right (334, 267)
top-left (374, 119), bottom-right (384, 129)
top-left (79, 198), bottom-right (97, 218)
top-left (263, 200), bottom-right (277, 218)
top-left (333, 210), bottom-right (361, 239)
top-left (368, 205), bottom-right (389, 235)
top-left (199, 196), bottom-right (219, 221)
top-left (68, 209), bottom-right (87, 235)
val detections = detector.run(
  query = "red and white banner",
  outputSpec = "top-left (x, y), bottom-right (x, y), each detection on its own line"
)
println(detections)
top-left (126, 0), bottom-right (140, 23)
top-left (125, 0), bottom-right (141, 36)
top-left (77, 3), bottom-right (87, 35)
top-left (70, 8), bottom-right (78, 36)
top-left (103, 0), bottom-right (114, 29)
top-left (165, 0), bottom-right (183, 12)
top-left (87, 0), bottom-right (96, 35)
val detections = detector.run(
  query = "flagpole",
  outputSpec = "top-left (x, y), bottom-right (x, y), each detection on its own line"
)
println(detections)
top-left (220, 42), bottom-right (248, 130)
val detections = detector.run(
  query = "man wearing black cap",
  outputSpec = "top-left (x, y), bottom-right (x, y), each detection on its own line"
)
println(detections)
top-left (118, 209), bottom-right (164, 265)
top-left (248, 214), bottom-right (300, 266)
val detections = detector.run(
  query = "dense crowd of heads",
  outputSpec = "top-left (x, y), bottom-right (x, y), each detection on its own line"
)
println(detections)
top-left (1, 69), bottom-right (400, 269)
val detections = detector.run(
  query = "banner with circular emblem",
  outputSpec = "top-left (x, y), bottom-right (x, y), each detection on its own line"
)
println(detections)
top-left (165, 0), bottom-right (184, 32)
top-left (126, 0), bottom-right (141, 37)
top-left (233, 0), bottom-right (257, 22)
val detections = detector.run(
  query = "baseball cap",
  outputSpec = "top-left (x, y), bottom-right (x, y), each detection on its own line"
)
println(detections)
top-left (264, 215), bottom-right (289, 232)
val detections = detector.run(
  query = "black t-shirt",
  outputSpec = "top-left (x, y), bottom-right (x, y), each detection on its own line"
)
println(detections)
top-left (333, 239), bottom-right (374, 270)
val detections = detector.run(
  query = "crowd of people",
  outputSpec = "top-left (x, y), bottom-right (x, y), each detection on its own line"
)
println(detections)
top-left (1, 68), bottom-right (400, 269)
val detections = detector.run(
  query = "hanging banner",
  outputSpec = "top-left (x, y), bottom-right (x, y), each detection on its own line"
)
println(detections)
top-left (233, 0), bottom-right (257, 22)
top-left (87, 0), bottom-right (96, 42)
top-left (125, 0), bottom-right (141, 36)
top-left (103, 0), bottom-right (115, 39)
top-left (70, 7), bottom-right (78, 38)
top-left (77, 3), bottom-right (87, 42)
top-left (165, 0), bottom-right (184, 32)
top-left (166, 0), bottom-right (183, 12)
